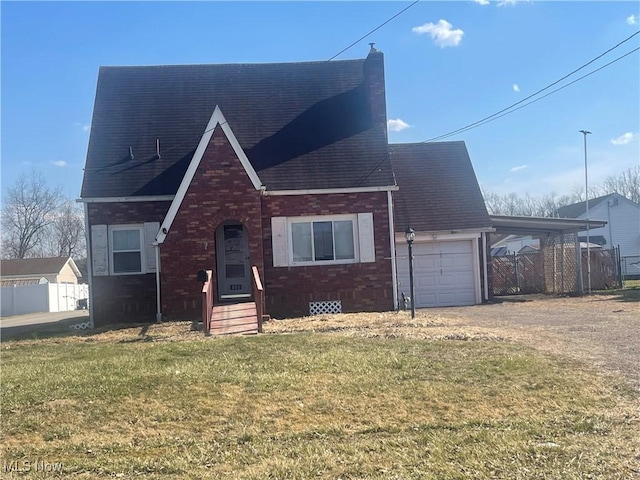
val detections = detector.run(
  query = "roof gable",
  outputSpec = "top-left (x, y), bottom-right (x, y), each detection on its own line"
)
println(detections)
top-left (81, 53), bottom-right (394, 198)
top-left (556, 193), bottom-right (639, 218)
top-left (0, 257), bottom-right (79, 278)
top-left (156, 106), bottom-right (261, 244)
top-left (390, 141), bottom-right (492, 233)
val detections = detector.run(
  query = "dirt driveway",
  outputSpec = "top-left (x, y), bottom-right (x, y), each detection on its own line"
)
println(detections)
top-left (427, 294), bottom-right (639, 390)
top-left (266, 294), bottom-right (640, 390)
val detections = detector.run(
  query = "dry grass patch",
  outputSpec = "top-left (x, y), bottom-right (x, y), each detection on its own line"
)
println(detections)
top-left (2, 319), bottom-right (639, 479)
top-left (264, 310), bottom-right (506, 341)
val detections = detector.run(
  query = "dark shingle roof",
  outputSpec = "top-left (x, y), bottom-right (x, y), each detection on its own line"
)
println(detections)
top-left (390, 142), bottom-right (491, 232)
top-left (0, 257), bottom-right (72, 277)
top-left (556, 193), bottom-right (617, 218)
top-left (81, 54), bottom-right (393, 198)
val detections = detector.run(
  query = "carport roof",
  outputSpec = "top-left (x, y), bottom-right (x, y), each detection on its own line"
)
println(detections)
top-left (490, 215), bottom-right (606, 235)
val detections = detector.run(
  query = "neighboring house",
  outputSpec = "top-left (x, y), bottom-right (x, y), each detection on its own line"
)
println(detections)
top-left (390, 142), bottom-right (493, 308)
top-left (80, 48), bottom-right (491, 327)
top-left (556, 193), bottom-right (640, 260)
top-left (491, 235), bottom-right (540, 255)
top-left (0, 257), bottom-right (81, 285)
top-left (0, 257), bottom-right (87, 316)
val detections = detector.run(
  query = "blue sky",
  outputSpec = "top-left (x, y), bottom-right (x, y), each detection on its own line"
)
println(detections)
top-left (2, 1), bottom-right (639, 201)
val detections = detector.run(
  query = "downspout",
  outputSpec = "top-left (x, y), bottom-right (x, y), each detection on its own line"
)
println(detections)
top-left (387, 190), bottom-right (398, 310)
top-left (82, 201), bottom-right (95, 329)
top-left (482, 232), bottom-right (489, 302)
top-left (155, 242), bottom-right (162, 323)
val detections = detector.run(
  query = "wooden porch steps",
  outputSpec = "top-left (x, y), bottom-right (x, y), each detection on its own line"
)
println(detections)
top-left (209, 302), bottom-right (259, 336)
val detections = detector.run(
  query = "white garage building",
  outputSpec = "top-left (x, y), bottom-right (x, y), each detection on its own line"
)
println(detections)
top-left (390, 142), bottom-right (493, 308)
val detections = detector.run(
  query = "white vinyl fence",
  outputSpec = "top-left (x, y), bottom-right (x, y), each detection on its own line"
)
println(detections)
top-left (1, 283), bottom-right (89, 317)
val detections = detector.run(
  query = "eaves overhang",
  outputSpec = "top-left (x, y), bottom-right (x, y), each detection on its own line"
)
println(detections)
top-left (490, 215), bottom-right (607, 235)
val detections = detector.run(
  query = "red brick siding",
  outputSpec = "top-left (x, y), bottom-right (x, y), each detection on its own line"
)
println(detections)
top-left (88, 202), bottom-right (172, 225)
top-left (364, 51), bottom-right (388, 135)
top-left (87, 143), bottom-right (395, 323)
top-left (92, 275), bottom-right (157, 325)
top-left (159, 127), bottom-right (264, 321)
top-left (87, 201), bottom-right (171, 326)
top-left (261, 191), bottom-right (393, 318)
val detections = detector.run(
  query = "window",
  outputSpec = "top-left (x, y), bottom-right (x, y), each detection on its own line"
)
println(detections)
top-left (271, 213), bottom-right (375, 268)
top-left (290, 217), bottom-right (357, 265)
top-left (110, 226), bottom-right (143, 274)
top-left (92, 223), bottom-right (159, 277)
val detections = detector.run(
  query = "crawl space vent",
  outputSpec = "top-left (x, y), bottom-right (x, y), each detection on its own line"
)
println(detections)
top-left (309, 300), bottom-right (342, 315)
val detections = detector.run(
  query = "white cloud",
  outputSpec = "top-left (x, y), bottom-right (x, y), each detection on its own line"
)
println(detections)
top-left (412, 19), bottom-right (464, 48)
top-left (611, 132), bottom-right (637, 145)
top-left (52, 160), bottom-right (67, 167)
top-left (83, 124), bottom-right (90, 132)
top-left (474, 0), bottom-right (490, 5)
top-left (627, 14), bottom-right (637, 25)
top-left (510, 165), bottom-right (527, 172)
top-left (388, 118), bottom-right (411, 132)
top-left (512, 84), bottom-right (520, 92)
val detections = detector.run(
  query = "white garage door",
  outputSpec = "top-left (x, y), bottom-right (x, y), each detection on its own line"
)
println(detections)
top-left (397, 240), bottom-right (477, 308)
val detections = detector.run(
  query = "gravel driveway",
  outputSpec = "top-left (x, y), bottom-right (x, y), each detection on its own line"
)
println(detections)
top-left (426, 294), bottom-right (639, 390)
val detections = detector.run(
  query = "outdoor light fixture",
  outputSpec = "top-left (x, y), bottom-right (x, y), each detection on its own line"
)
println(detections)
top-left (405, 226), bottom-right (416, 319)
top-left (405, 226), bottom-right (415, 244)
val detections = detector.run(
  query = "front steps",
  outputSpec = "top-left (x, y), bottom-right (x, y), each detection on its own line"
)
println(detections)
top-left (208, 302), bottom-right (259, 336)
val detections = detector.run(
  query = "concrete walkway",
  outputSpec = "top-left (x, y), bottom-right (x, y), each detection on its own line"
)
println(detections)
top-left (0, 310), bottom-right (90, 339)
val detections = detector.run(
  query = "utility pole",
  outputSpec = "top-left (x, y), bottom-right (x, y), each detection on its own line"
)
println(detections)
top-left (579, 129), bottom-right (592, 294)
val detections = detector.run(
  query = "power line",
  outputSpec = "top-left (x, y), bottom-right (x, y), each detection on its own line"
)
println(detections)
top-left (421, 30), bottom-right (640, 143)
top-left (92, 0), bottom-right (421, 172)
top-left (356, 44), bottom-right (639, 186)
top-left (327, 0), bottom-right (420, 61)
top-left (424, 47), bottom-right (639, 142)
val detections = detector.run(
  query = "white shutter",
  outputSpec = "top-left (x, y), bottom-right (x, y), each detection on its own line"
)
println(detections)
top-left (357, 213), bottom-right (375, 263)
top-left (271, 217), bottom-right (288, 267)
top-left (144, 222), bottom-right (160, 273)
top-left (91, 225), bottom-right (109, 276)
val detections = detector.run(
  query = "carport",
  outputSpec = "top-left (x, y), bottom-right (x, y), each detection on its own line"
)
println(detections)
top-left (489, 215), bottom-right (607, 296)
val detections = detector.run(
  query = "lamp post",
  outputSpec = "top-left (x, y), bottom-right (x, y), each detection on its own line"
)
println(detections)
top-left (579, 129), bottom-right (592, 294)
top-left (405, 226), bottom-right (416, 319)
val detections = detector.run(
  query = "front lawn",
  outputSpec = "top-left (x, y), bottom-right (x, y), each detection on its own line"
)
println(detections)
top-left (1, 325), bottom-right (638, 479)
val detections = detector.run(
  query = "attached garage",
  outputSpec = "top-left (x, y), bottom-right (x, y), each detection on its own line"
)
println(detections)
top-left (396, 237), bottom-right (481, 308)
top-left (389, 142), bottom-right (494, 310)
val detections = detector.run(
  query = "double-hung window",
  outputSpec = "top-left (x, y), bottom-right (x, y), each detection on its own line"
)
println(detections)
top-left (291, 219), bottom-right (356, 263)
top-left (271, 213), bottom-right (375, 267)
top-left (91, 222), bottom-right (159, 276)
top-left (110, 226), bottom-right (143, 274)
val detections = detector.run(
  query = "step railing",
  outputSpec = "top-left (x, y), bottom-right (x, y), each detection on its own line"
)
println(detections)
top-left (201, 270), bottom-right (213, 335)
top-left (252, 266), bottom-right (264, 333)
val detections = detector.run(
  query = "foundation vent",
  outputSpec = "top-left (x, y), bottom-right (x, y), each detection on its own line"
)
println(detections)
top-left (309, 300), bottom-right (342, 316)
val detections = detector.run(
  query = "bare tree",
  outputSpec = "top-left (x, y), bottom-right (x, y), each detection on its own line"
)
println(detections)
top-left (43, 200), bottom-right (86, 258)
top-left (1, 170), bottom-right (61, 259)
top-left (602, 166), bottom-right (640, 204)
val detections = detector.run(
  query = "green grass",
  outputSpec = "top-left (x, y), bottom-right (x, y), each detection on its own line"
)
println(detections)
top-left (1, 332), bottom-right (638, 479)
top-left (594, 279), bottom-right (640, 302)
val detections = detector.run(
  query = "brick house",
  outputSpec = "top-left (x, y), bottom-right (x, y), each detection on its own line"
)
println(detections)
top-left (80, 47), bottom-right (492, 328)
top-left (81, 47), bottom-right (400, 327)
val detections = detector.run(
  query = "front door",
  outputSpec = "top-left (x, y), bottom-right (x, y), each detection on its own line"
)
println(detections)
top-left (216, 224), bottom-right (251, 299)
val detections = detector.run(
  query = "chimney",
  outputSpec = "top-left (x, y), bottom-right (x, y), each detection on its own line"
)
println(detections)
top-left (363, 44), bottom-right (387, 136)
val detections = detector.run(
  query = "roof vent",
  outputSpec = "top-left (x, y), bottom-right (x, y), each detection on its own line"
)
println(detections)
top-left (368, 42), bottom-right (377, 53)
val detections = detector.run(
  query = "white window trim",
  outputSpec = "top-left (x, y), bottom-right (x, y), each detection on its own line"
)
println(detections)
top-left (109, 224), bottom-right (146, 276)
top-left (287, 214), bottom-right (360, 267)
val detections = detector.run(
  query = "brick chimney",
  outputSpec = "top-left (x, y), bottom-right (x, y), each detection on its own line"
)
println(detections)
top-left (363, 43), bottom-right (388, 136)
